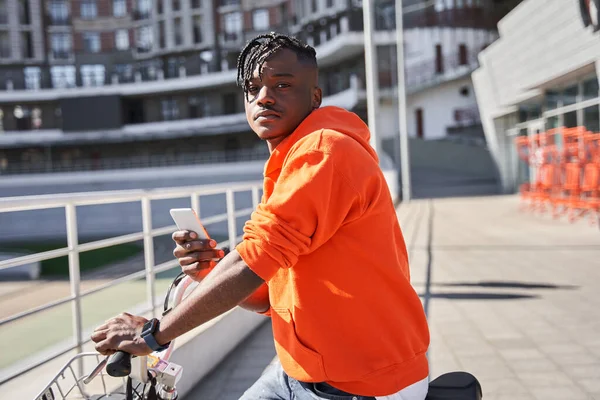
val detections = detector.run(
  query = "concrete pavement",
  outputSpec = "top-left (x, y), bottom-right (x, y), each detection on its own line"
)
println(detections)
top-left (185, 195), bottom-right (600, 400)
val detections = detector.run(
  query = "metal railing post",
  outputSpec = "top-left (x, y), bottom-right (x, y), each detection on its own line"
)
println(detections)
top-left (191, 192), bottom-right (200, 216)
top-left (141, 197), bottom-right (156, 315)
top-left (226, 189), bottom-right (237, 247)
top-left (251, 186), bottom-right (260, 210)
top-left (65, 203), bottom-right (83, 375)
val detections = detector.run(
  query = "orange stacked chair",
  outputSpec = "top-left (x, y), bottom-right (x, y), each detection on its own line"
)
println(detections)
top-left (515, 126), bottom-right (600, 225)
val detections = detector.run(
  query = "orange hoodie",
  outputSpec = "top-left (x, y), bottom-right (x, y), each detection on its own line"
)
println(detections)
top-left (236, 106), bottom-right (430, 397)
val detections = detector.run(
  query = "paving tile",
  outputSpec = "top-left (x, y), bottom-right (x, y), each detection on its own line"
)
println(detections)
top-left (530, 386), bottom-right (590, 400)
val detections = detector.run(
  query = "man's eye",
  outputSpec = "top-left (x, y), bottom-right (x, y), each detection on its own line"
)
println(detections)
top-left (277, 83), bottom-right (290, 89)
top-left (247, 86), bottom-right (259, 93)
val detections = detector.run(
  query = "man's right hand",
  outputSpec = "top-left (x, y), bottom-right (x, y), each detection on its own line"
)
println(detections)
top-left (172, 230), bottom-right (226, 281)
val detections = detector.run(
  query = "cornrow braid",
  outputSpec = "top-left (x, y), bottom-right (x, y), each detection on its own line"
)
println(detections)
top-left (236, 32), bottom-right (317, 93)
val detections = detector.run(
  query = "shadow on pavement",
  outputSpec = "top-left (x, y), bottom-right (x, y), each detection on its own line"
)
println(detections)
top-left (420, 292), bottom-right (538, 300)
top-left (436, 281), bottom-right (579, 290)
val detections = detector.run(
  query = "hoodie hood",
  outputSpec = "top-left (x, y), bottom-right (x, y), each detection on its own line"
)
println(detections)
top-left (264, 106), bottom-right (378, 176)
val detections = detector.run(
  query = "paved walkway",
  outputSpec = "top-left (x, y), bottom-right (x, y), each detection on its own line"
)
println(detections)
top-left (185, 195), bottom-right (600, 400)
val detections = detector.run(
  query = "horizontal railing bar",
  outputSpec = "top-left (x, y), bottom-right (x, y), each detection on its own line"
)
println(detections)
top-left (202, 214), bottom-right (228, 225)
top-left (78, 232), bottom-right (145, 253)
top-left (154, 259), bottom-right (179, 275)
top-left (152, 224), bottom-right (178, 237)
top-left (0, 247), bottom-right (70, 271)
top-left (235, 207), bottom-right (254, 218)
top-left (80, 269), bottom-right (148, 299)
top-left (0, 343), bottom-right (79, 386)
top-left (0, 181), bottom-right (262, 213)
top-left (0, 294), bottom-right (74, 327)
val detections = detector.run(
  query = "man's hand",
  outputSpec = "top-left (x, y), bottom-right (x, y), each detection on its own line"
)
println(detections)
top-left (172, 230), bottom-right (226, 281)
top-left (91, 313), bottom-right (153, 356)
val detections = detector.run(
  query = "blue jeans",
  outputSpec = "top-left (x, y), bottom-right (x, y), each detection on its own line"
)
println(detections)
top-left (239, 360), bottom-right (376, 400)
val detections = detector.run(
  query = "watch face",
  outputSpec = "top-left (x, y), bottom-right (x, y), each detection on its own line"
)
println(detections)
top-left (141, 319), bottom-right (156, 337)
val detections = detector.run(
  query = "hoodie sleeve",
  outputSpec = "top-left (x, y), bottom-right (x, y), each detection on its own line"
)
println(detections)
top-left (235, 149), bottom-right (362, 282)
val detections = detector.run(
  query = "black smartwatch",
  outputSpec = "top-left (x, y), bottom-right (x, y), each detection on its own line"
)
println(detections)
top-left (141, 318), bottom-right (170, 352)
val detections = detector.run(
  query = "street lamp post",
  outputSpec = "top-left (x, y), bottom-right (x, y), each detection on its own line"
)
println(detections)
top-left (362, 0), bottom-right (381, 155)
top-left (395, 0), bottom-right (412, 201)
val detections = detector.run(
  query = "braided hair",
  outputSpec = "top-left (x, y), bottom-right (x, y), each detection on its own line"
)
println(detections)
top-left (236, 32), bottom-right (317, 94)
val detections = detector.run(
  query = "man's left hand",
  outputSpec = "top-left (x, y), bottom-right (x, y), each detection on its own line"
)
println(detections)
top-left (91, 312), bottom-right (153, 356)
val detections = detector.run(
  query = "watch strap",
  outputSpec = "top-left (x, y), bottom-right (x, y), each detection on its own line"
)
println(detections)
top-left (141, 319), bottom-right (170, 352)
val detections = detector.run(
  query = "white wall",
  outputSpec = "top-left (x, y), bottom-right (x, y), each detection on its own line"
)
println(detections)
top-left (473, 0), bottom-right (600, 191)
top-left (376, 77), bottom-right (478, 141)
top-left (404, 27), bottom-right (497, 66)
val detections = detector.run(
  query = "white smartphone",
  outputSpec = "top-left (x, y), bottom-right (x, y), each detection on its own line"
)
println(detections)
top-left (169, 208), bottom-right (210, 240)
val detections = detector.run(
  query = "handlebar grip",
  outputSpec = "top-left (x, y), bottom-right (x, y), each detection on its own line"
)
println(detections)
top-left (106, 351), bottom-right (132, 377)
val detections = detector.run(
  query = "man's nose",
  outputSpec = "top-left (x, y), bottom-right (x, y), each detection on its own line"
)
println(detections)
top-left (256, 86), bottom-right (275, 106)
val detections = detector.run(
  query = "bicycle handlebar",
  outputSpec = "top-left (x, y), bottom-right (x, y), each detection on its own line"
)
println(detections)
top-left (106, 351), bottom-right (132, 377)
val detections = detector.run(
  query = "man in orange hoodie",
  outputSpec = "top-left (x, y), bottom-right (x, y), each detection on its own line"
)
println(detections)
top-left (92, 33), bottom-right (430, 400)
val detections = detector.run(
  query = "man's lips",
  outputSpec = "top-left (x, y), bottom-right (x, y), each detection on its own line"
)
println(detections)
top-left (255, 110), bottom-right (281, 120)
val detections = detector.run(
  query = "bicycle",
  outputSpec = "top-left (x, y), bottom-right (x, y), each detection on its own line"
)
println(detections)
top-left (34, 272), bottom-right (195, 400)
top-left (33, 266), bottom-right (484, 400)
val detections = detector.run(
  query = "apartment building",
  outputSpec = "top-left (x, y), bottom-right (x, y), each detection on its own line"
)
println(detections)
top-left (0, 0), bottom-right (520, 176)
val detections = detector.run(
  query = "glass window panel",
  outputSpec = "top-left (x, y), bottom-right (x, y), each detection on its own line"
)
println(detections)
top-left (545, 90), bottom-right (560, 110)
top-left (562, 85), bottom-right (578, 106)
top-left (583, 77), bottom-right (599, 100)
top-left (584, 106), bottom-right (599, 133)
top-left (563, 111), bottom-right (577, 128)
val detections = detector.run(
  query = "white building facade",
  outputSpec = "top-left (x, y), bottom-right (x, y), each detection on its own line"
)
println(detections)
top-left (473, 0), bottom-right (600, 193)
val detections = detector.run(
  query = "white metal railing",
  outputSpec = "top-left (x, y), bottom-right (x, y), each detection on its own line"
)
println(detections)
top-left (0, 180), bottom-right (263, 385)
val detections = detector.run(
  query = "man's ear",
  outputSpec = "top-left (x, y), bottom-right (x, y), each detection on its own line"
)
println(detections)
top-left (312, 86), bottom-right (322, 109)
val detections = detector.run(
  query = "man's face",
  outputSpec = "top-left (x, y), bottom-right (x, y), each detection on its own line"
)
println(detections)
top-left (243, 48), bottom-right (322, 150)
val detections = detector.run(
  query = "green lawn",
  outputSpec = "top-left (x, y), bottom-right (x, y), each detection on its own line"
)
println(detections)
top-left (0, 268), bottom-right (182, 370)
top-left (0, 241), bottom-right (143, 277)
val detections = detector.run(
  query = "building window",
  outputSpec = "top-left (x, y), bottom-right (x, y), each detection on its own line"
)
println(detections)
top-left (19, 0), bottom-right (30, 24)
top-left (562, 85), bottom-right (579, 106)
top-left (191, 0), bottom-right (201, 8)
top-left (326, 0), bottom-right (334, 7)
top-left (83, 32), bottom-right (100, 53)
top-left (193, 15), bottom-right (202, 43)
top-left (311, 0), bottom-right (317, 13)
top-left (0, 31), bottom-right (9, 58)
top-left (252, 9), bottom-right (269, 30)
top-left (223, 12), bottom-right (242, 41)
top-left (435, 44), bottom-right (443, 74)
top-left (174, 17), bottom-right (183, 45)
top-left (49, 0), bottom-right (68, 24)
top-left (21, 31), bottom-right (34, 58)
top-left (24, 66), bottom-right (41, 90)
top-left (0, 0), bottom-right (7, 24)
top-left (584, 105), bottom-right (600, 132)
top-left (166, 57), bottom-right (181, 78)
top-left (136, 25), bottom-right (153, 52)
top-left (172, 0), bottom-right (180, 11)
top-left (161, 98), bottom-right (179, 121)
top-left (50, 33), bottom-right (71, 59)
top-left (189, 95), bottom-right (210, 118)
top-left (50, 65), bottom-right (76, 88)
top-left (458, 43), bottom-right (468, 65)
top-left (80, 0), bottom-right (97, 19)
top-left (115, 29), bottom-right (129, 50)
top-left (159, 21), bottom-right (166, 48)
top-left (113, 0), bottom-right (126, 17)
top-left (114, 63), bottom-right (133, 83)
top-left (136, 0), bottom-right (151, 18)
top-left (81, 64), bottom-right (105, 87)
top-left (583, 77), bottom-right (599, 100)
